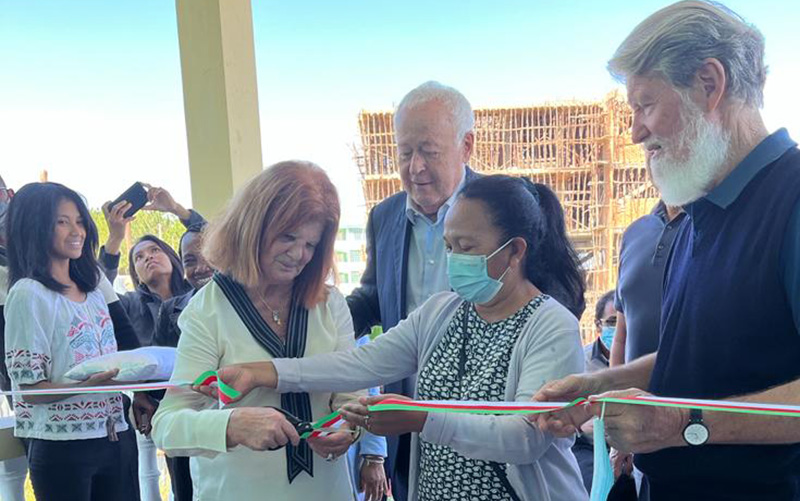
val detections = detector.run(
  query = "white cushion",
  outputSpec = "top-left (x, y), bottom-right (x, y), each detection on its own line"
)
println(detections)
top-left (64, 347), bottom-right (176, 382)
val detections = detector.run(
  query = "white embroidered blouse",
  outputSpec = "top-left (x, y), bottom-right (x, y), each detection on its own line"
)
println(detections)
top-left (4, 278), bottom-right (127, 440)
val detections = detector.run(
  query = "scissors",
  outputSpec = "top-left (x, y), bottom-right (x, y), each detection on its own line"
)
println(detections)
top-left (265, 407), bottom-right (355, 450)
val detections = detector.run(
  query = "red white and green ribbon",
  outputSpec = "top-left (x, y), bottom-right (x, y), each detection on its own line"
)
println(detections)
top-left (367, 396), bottom-right (800, 418)
top-left (0, 381), bottom-right (182, 397)
top-left (7, 373), bottom-right (800, 422)
top-left (0, 370), bottom-right (238, 401)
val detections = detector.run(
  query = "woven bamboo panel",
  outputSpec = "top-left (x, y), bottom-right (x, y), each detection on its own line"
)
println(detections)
top-left (353, 91), bottom-right (656, 342)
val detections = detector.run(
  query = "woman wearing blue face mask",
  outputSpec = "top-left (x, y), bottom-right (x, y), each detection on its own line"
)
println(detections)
top-left (200, 175), bottom-right (588, 501)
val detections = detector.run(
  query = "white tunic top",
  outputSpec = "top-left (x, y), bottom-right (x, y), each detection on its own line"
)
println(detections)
top-left (4, 278), bottom-right (127, 440)
top-left (151, 281), bottom-right (361, 501)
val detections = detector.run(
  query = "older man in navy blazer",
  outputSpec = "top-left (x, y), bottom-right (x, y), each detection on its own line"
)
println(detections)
top-left (347, 81), bottom-right (478, 501)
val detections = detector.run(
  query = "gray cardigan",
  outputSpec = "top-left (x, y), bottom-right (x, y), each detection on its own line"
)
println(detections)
top-left (274, 292), bottom-right (588, 501)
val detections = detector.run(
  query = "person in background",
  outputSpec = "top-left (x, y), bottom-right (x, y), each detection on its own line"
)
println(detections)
top-left (609, 201), bottom-right (685, 498)
top-left (345, 81), bottom-right (480, 501)
top-left (572, 290), bottom-right (616, 493)
top-left (4, 182), bottom-right (139, 500)
top-left (153, 221), bottom-right (213, 501)
top-left (0, 175), bottom-right (26, 501)
top-left (346, 334), bottom-right (389, 501)
top-left (100, 185), bottom-right (202, 501)
top-left (586, 291), bottom-right (616, 372)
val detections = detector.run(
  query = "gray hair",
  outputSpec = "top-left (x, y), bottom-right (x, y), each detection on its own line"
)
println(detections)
top-left (608, 1), bottom-right (767, 107)
top-left (394, 81), bottom-right (475, 142)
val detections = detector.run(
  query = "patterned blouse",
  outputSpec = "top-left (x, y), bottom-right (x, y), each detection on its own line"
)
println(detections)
top-left (4, 279), bottom-right (127, 440)
top-left (416, 295), bottom-right (547, 501)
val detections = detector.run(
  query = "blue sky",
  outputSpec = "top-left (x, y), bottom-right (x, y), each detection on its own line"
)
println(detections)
top-left (2, 0), bottom-right (798, 223)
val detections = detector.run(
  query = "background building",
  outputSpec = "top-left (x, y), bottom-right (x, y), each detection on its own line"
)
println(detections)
top-left (353, 91), bottom-right (657, 341)
top-left (334, 223), bottom-right (367, 295)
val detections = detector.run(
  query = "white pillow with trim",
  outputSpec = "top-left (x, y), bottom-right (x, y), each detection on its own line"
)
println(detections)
top-left (65, 347), bottom-right (177, 382)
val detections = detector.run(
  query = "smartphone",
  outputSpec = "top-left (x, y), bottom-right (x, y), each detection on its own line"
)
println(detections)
top-left (111, 182), bottom-right (148, 219)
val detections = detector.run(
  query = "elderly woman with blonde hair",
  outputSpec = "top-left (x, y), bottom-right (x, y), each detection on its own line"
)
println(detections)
top-left (151, 161), bottom-right (363, 500)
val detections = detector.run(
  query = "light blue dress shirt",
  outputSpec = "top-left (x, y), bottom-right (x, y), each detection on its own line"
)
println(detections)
top-left (404, 168), bottom-right (467, 314)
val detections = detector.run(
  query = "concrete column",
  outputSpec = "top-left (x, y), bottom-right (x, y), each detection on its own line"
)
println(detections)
top-left (175, 0), bottom-right (263, 217)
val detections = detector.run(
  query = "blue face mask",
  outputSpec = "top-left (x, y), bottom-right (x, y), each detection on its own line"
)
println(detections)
top-left (447, 239), bottom-right (512, 304)
top-left (600, 326), bottom-right (616, 350)
top-left (590, 413), bottom-right (614, 501)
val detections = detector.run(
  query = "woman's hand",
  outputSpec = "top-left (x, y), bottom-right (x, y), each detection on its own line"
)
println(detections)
top-left (79, 368), bottom-right (121, 387)
top-left (20, 369), bottom-right (121, 404)
top-left (307, 421), bottom-right (357, 460)
top-left (532, 373), bottom-right (602, 437)
top-left (225, 407), bottom-right (300, 451)
top-left (101, 201), bottom-right (134, 255)
top-left (193, 362), bottom-right (277, 403)
top-left (339, 394), bottom-right (427, 436)
top-left (359, 457), bottom-right (388, 501)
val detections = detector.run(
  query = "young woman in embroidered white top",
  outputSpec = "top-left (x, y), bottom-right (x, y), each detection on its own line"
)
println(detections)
top-left (4, 182), bottom-right (139, 501)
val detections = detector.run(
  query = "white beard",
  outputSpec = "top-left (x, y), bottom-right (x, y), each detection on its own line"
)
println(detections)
top-left (647, 102), bottom-right (731, 206)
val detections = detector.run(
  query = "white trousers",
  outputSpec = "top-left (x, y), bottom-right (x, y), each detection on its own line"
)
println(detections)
top-left (136, 431), bottom-right (162, 501)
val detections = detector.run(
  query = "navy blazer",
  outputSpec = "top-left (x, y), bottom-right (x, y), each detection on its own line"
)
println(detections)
top-left (347, 167), bottom-right (481, 337)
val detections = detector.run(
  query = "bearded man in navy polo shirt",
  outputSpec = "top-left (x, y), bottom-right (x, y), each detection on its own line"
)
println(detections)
top-left (534, 2), bottom-right (800, 499)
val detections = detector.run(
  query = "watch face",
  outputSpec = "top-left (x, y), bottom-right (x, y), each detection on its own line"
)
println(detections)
top-left (684, 423), bottom-right (709, 446)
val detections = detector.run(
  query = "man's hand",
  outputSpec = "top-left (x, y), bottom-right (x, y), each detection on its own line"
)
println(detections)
top-left (141, 185), bottom-right (191, 221)
top-left (225, 407), bottom-right (300, 451)
top-left (339, 394), bottom-right (427, 436)
top-left (359, 457), bottom-right (388, 501)
top-left (132, 393), bottom-right (159, 436)
top-left (610, 447), bottom-right (634, 479)
top-left (307, 422), bottom-right (357, 459)
top-left (589, 388), bottom-right (688, 454)
top-left (532, 373), bottom-right (604, 437)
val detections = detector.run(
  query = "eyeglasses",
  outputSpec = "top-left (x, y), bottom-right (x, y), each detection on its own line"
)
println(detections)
top-left (0, 188), bottom-right (14, 203)
top-left (598, 316), bottom-right (617, 328)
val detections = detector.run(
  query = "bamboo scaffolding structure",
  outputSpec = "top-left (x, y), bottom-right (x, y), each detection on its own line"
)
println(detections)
top-left (353, 91), bottom-right (659, 342)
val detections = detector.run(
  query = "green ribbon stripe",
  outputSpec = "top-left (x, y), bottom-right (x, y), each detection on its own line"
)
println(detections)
top-left (368, 398), bottom-right (586, 415)
top-left (599, 397), bottom-right (800, 418)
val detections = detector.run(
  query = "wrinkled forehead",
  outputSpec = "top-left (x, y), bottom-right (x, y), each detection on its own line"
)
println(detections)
top-left (626, 74), bottom-right (676, 104)
top-left (396, 102), bottom-right (458, 143)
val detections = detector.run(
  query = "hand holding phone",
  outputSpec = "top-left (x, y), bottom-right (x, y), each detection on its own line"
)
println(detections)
top-left (110, 182), bottom-right (148, 219)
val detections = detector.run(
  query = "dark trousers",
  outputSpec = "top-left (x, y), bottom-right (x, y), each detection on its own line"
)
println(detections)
top-left (165, 455), bottom-right (193, 501)
top-left (384, 377), bottom-right (412, 501)
top-left (28, 428), bottom-right (140, 501)
top-left (384, 432), bottom-right (410, 501)
top-left (572, 434), bottom-right (594, 495)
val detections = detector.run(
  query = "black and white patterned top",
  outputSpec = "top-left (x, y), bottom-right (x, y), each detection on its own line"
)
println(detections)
top-left (416, 295), bottom-right (547, 501)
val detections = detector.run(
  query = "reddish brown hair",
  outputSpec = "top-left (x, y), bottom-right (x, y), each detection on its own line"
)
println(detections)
top-left (203, 161), bottom-right (340, 308)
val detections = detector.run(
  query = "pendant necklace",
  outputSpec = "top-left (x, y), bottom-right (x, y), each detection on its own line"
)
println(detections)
top-left (258, 293), bottom-right (283, 326)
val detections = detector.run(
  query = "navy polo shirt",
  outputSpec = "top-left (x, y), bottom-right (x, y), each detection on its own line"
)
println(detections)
top-left (699, 129), bottom-right (800, 332)
top-left (637, 128), bottom-right (800, 499)
top-left (615, 202), bottom-right (686, 362)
